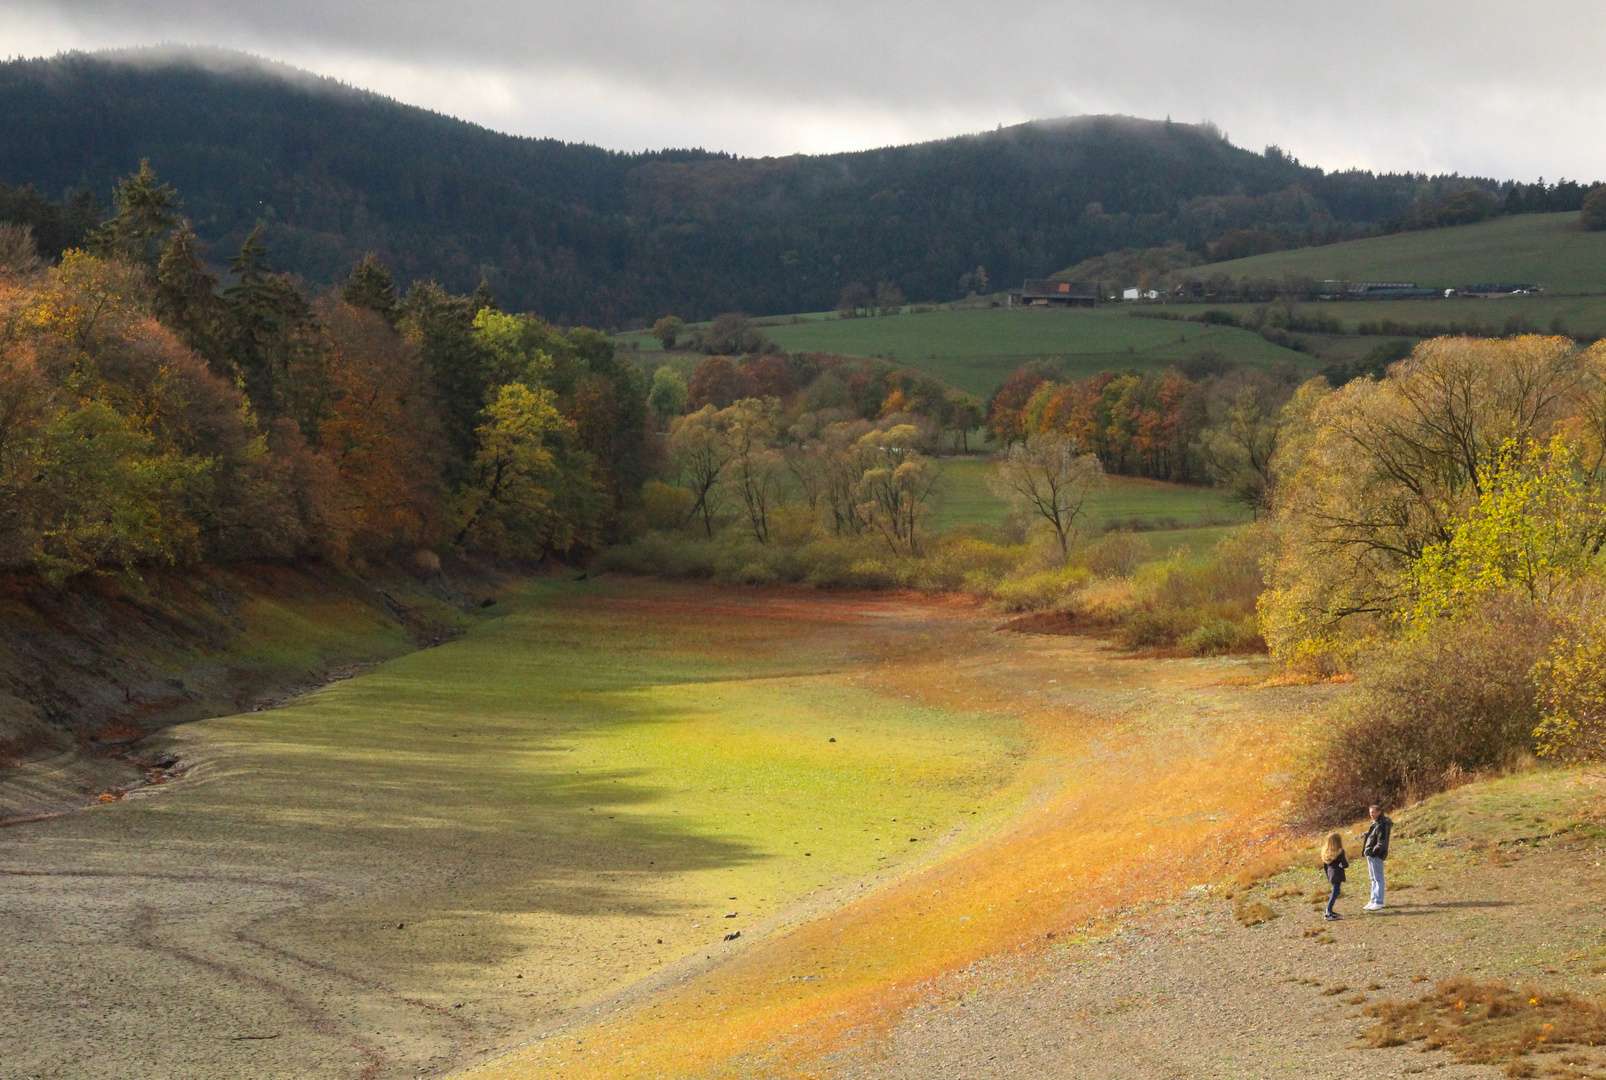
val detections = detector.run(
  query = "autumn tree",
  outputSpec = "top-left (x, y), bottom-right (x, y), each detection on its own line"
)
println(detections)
top-left (648, 365), bottom-right (688, 421)
top-left (1260, 336), bottom-right (1590, 660)
top-left (722, 399), bottom-right (784, 544)
top-left (688, 355), bottom-right (758, 409)
top-left (855, 425), bottom-right (937, 556)
top-left (1198, 382), bottom-right (1287, 513)
top-left (836, 282), bottom-right (872, 319)
top-left (990, 433), bottom-right (1104, 559)
top-left (455, 382), bottom-right (601, 556)
top-left (651, 315), bottom-right (684, 349)
top-left (669, 404), bottom-right (742, 537)
top-left (1583, 185), bottom-right (1606, 231)
top-left (986, 364), bottom-right (1052, 447)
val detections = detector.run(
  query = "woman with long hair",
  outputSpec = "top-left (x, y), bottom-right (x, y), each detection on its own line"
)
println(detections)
top-left (1320, 832), bottom-right (1349, 921)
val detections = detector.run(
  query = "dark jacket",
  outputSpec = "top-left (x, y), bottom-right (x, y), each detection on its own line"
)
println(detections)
top-left (1363, 815), bottom-right (1393, 859)
top-left (1323, 850), bottom-right (1348, 885)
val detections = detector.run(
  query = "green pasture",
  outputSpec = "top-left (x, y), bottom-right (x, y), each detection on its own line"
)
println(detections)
top-left (1182, 293), bottom-right (1606, 339)
top-left (763, 307), bottom-right (1311, 398)
top-left (930, 456), bottom-right (1249, 535)
top-left (623, 307), bottom-right (1311, 398)
top-left (1197, 212), bottom-right (1606, 294)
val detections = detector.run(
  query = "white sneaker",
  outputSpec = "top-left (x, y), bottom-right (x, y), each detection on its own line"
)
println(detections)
top-left (1363, 903), bottom-right (1383, 911)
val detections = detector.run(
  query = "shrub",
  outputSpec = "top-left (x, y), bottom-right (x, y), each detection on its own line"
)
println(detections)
top-left (989, 564), bottom-right (1092, 612)
top-left (1081, 531), bottom-right (1147, 578)
top-left (1179, 617), bottom-right (1261, 656)
top-left (1296, 595), bottom-right (1561, 825)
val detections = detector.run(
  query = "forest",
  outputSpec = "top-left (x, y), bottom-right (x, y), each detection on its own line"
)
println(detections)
top-left (2, 47), bottom-right (1592, 328)
top-left (0, 164), bottom-right (644, 582)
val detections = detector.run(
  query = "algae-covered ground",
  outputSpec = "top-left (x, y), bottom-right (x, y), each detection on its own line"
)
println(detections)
top-left (0, 579), bottom-right (1031, 1079)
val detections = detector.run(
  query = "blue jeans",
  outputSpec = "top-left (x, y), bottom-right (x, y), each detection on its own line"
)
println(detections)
top-left (1367, 856), bottom-right (1386, 907)
top-left (1326, 880), bottom-right (1341, 915)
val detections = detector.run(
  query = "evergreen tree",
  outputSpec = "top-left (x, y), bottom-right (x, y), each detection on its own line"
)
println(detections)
top-left (221, 227), bottom-right (318, 427)
top-left (342, 253), bottom-right (400, 324)
top-left (469, 277), bottom-right (500, 314)
top-left (153, 221), bottom-right (224, 366)
top-left (88, 160), bottom-right (178, 269)
top-left (402, 282), bottom-right (492, 480)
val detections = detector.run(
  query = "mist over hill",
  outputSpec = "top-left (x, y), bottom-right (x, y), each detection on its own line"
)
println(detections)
top-left (0, 47), bottom-right (1516, 326)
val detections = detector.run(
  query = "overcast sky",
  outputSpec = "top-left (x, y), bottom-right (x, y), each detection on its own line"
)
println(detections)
top-left (4, 1), bottom-right (1604, 180)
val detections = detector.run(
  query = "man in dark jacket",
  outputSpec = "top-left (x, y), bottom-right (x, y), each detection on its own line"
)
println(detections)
top-left (1362, 804), bottom-right (1392, 911)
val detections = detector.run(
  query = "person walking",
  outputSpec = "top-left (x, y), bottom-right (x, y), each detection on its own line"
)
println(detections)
top-left (1320, 832), bottom-right (1348, 921)
top-left (1362, 804), bottom-right (1392, 911)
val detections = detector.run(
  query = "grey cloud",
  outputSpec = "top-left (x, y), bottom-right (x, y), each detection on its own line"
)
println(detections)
top-left (7, 0), bottom-right (1606, 177)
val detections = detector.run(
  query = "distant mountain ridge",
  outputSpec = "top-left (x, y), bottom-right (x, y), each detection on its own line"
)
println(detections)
top-left (0, 47), bottom-right (1528, 326)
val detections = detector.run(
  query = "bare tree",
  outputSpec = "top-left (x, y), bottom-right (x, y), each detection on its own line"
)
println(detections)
top-left (990, 432), bottom-right (1104, 559)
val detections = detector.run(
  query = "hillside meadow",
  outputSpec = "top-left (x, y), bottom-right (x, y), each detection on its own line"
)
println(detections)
top-left (1196, 211), bottom-right (1606, 293)
top-left (624, 306), bottom-right (1313, 398)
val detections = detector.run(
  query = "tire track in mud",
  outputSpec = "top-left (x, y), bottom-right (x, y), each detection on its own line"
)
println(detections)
top-left (130, 903), bottom-right (389, 1080)
top-left (9, 867), bottom-right (475, 1078)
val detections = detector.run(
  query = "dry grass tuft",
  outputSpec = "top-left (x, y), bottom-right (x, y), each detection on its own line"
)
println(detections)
top-left (1322, 985), bottom-right (1350, 996)
top-left (1233, 900), bottom-right (1278, 927)
top-left (1363, 976), bottom-right (1606, 1063)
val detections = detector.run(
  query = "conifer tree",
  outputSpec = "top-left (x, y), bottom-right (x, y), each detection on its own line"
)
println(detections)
top-left (153, 222), bottom-right (224, 365)
top-left (221, 227), bottom-right (318, 426)
top-left (341, 253), bottom-right (400, 324)
top-left (469, 277), bottom-right (500, 314)
top-left (89, 160), bottom-right (179, 268)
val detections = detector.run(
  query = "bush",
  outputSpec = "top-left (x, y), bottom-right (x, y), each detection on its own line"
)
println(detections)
top-left (1179, 617), bottom-right (1261, 656)
top-left (1081, 531), bottom-right (1147, 578)
top-left (990, 564), bottom-right (1092, 612)
top-left (1297, 595), bottom-right (1561, 825)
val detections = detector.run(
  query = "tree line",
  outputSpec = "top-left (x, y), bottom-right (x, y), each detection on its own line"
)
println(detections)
top-left (0, 164), bottom-right (647, 582)
top-left (982, 356), bottom-right (1303, 507)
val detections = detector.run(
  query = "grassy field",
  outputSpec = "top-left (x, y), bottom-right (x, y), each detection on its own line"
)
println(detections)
top-left (624, 306), bottom-right (1313, 398)
top-left (1175, 293), bottom-right (1606, 338)
top-left (931, 456), bottom-right (1250, 535)
top-left (1197, 211), bottom-right (1606, 294)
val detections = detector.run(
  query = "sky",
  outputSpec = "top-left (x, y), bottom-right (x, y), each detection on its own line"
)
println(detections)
top-left (3, 1), bottom-right (1605, 181)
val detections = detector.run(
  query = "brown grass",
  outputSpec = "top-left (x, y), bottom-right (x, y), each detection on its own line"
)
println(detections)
top-left (1233, 900), bottom-right (1277, 927)
top-left (1363, 976), bottom-right (1606, 1063)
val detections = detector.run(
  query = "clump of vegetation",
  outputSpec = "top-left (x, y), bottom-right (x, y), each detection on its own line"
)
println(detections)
top-left (1296, 596), bottom-right (1559, 824)
top-left (1262, 334), bottom-right (1606, 821)
top-left (1363, 977), bottom-right (1606, 1065)
top-left (1232, 899), bottom-right (1277, 927)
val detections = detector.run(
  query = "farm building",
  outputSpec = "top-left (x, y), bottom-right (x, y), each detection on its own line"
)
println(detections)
top-left (1009, 280), bottom-right (1099, 307)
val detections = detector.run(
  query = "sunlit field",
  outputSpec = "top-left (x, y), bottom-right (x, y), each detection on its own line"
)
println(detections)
top-left (929, 457), bottom-right (1250, 534)
top-left (623, 306), bottom-right (1312, 397)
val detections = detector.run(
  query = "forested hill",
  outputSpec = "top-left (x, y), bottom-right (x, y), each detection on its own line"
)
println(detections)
top-left (0, 48), bottom-right (1504, 326)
